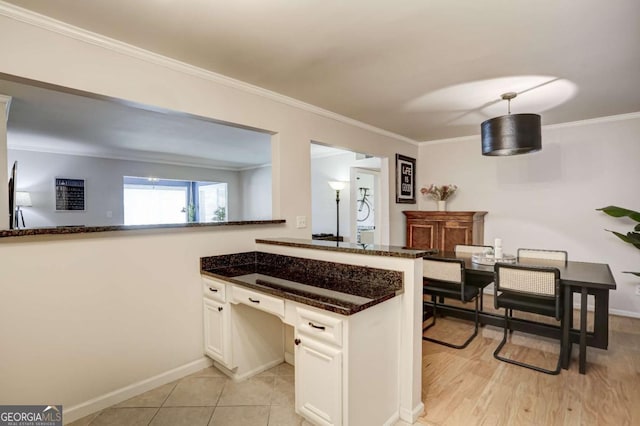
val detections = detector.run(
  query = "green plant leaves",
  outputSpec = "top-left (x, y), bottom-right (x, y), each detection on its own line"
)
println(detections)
top-left (598, 205), bottom-right (640, 276)
top-left (596, 206), bottom-right (640, 222)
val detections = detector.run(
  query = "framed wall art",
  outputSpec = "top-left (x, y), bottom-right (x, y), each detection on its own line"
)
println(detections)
top-left (55, 178), bottom-right (85, 211)
top-left (395, 154), bottom-right (416, 204)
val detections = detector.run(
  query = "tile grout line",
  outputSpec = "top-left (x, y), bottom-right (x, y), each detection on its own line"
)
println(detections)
top-left (145, 379), bottom-right (180, 425)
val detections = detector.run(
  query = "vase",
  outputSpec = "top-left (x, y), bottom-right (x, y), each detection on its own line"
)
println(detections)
top-left (437, 200), bottom-right (446, 211)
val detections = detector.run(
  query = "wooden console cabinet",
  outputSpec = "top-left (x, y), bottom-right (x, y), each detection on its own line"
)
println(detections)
top-left (403, 211), bottom-right (487, 252)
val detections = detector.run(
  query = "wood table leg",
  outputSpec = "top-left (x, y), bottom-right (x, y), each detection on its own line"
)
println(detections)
top-left (579, 287), bottom-right (588, 374)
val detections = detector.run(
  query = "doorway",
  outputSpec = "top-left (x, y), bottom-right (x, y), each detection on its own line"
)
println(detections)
top-left (310, 143), bottom-right (388, 244)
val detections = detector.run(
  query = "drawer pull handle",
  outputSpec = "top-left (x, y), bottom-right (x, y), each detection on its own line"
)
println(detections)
top-left (249, 298), bottom-right (260, 304)
top-left (308, 322), bottom-right (326, 331)
top-left (294, 338), bottom-right (301, 346)
top-left (209, 288), bottom-right (218, 292)
top-left (218, 306), bottom-right (223, 312)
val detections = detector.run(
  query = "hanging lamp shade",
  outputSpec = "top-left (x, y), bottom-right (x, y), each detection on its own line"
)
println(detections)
top-left (480, 92), bottom-right (542, 156)
top-left (481, 113), bottom-right (541, 156)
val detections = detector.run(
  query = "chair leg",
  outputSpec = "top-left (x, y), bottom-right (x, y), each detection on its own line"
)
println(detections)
top-left (508, 308), bottom-right (514, 334)
top-left (423, 297), bottom-right (437, 332)
top-left (493, 309), bottom-right (563, 375)
top-left (423, 295), bottom-right (478, 349)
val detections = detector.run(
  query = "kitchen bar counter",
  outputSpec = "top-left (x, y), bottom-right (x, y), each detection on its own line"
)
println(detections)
top-left (201, 251), bottom-right (403, 315)
top-left (0, 219), bottom-right (286, 239)
top-left (256, 237), bottom-right (434, 258)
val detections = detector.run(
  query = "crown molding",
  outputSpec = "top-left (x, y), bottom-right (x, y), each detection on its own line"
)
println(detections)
top-left (7, 143), bottom-right (247, 172)
top-left (543, 111), bottom-right (640, 131)
top-left (418, 111), bottom-right (640, 145)
top-left (0, 93), bottom-right (11, 122)
top-left (0, 1), bottom-right (418, 146)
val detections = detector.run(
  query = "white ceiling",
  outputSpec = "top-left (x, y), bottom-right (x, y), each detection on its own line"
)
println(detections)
top-left (3, 0), bottom-right (640, 142)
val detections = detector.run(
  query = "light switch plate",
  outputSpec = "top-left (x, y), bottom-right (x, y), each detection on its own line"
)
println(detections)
top-left (296, 216), bottom-right (307, 228)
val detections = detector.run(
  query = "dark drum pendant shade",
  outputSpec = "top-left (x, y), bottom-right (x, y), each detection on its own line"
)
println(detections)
top-left (481, 113), bottom-right (541, 156)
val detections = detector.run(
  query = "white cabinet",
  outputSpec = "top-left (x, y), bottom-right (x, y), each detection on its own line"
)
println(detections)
top-left (203, 298), bottom-right (232, 367)
top-left (201, 275), bottom-right (401, 425)
top-left (294, 305), bottom-right (344, 425)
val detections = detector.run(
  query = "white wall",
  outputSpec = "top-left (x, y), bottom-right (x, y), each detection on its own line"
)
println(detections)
top-left (239, 165), bottom-right (272, 220)
top-left (0, 8), bottom-right (418, 419)
top-left (9, 149), bottom-right (250, 226)
top-left (418, 114), bottom-right (640, 316)
top-left (311, 151), bottom-right (355, 237)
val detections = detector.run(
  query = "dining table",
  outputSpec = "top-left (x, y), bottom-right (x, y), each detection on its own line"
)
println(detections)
top-left (424, 251), bottom-right (617, 374)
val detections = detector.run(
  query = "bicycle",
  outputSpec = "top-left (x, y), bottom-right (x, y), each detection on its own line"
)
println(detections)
top-left (357, 187), bottom-right (372, 222)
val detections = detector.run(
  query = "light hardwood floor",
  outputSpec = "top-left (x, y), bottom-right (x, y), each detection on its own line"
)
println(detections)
top-left (418, 295), bottom-right (640, 425)
top-left (69, 297), bottom-right (639, 426)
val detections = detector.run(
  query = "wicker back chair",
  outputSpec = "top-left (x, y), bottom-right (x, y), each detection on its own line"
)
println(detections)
top-left (455, 244), bottom-right (493, 255)
top-left (517, 248), bottom-right (568, 263)
top-left (422, 258), bottom-right (479, 349)
top-left (493, 263), bottom-right (564, 374)
top-left (454, 244), bottom-right (495, 310)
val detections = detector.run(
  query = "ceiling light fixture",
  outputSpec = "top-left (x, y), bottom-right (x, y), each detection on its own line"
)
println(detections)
top-left (481, 92), bottom-right (541, 156)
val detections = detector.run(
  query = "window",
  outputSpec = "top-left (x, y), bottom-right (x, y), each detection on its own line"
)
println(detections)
top-left (123, 177), bottom-right (227, 226)
top-left (198, 182), bottom-right (227, 222)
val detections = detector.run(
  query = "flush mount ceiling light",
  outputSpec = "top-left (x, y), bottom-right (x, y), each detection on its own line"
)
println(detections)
top-left (481, 92), bottom-right (541, 156)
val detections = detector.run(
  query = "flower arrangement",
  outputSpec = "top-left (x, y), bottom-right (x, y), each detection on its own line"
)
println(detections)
top-left (420, 184), bottom-right (458, 201)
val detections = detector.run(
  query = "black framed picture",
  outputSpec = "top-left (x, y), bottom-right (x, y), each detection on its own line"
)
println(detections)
top-left (395, 154), bottom-right (416, 204)
top-left (55, 178), bottom-right (85, 211)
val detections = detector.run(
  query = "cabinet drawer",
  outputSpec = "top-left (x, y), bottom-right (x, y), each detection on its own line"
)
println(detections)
top-left (232, 285), bottom-right (285, 318)
top-left (296, 306), bottom-right (343, 347)
top-left (202, 276), bottom-right (227, 302)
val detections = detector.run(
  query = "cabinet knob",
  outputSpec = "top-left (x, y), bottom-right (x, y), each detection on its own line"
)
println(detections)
top-left (294, 338), bottom-right (301, 346)
top-left (209, 287), bottom-right (218, 292)
top-left (248, 298), bottom-right (260, 304)
top-left (218, 306), bottom-right (223, 312)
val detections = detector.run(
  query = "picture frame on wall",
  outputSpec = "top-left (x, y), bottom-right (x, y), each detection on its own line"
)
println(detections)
top-left (395, 154), bottom-right (416, 204)
top-left (55, 177), bottom-right (86, 211)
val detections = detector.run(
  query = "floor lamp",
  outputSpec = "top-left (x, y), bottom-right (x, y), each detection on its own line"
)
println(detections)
top-left (15, 191), bottom-right (32, 229)
top-left (328, 181), bottom-right (346, 243)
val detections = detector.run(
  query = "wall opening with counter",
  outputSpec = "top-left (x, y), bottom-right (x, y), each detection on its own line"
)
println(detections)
top-left (2, 75), bottom-right (274, 229)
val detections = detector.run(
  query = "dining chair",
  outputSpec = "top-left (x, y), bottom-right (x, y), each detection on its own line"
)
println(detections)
top-left (493, 263), bottom-right (565, 374)
top-left (455, 244), bottom-right (494, 310)
top-left (423, 258), bottom-right (479, 349)
top-left (455, 244), bottom-right (493, 255)
top-left (517, 248), bottom-right (568, 263)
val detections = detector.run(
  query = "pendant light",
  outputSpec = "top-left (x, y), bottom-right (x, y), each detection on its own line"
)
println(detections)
top-left (481, 92), bottom-right (541, 156)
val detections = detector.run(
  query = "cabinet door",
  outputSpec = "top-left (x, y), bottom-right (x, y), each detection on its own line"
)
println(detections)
top-left (439, 221), bottom-right (473, 252)
top-left (407, 222), bottom-right (437, 249)
top-left (203, 298), bottom-right (231, 367)
top-left (295, 337), bottom-right (342, 426)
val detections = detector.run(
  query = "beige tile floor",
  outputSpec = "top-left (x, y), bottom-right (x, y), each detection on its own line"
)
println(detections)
top-left (68, 363), bottom-right (312, 426)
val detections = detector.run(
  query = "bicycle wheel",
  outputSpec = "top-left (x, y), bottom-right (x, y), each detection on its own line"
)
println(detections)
top-left (357, 200), bottom-right (371, 222)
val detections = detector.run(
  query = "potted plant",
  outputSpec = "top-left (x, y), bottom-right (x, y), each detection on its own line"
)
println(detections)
top-left (421, 184), bottom-right (458, 211)
top-left (597, 205), bottom-right (640, 277)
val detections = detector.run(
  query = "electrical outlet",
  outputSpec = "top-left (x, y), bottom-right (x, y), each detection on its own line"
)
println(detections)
top-left (636, 285), bottom-right (640, 296)
top-left (296, 216), bottom-right (307, 229)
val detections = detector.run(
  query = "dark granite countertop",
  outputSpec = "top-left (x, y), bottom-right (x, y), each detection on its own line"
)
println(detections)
top-left (201, 251), bottom-right (403, 315)
top-left (0, 219), bottom-right (286, 239)
top-left (255, 237), bottom-right (434, 258)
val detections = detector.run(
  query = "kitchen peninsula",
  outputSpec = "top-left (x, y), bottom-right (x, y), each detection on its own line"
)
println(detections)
top-left (200, 238), bottom-right (432, 426)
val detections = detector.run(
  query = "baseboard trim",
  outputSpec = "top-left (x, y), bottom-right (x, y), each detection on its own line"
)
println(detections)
top-left (214, 357), bottom-right (284, 382)
top-left (609, 308), bottom-right (640, 319)
top-left (383, 411), bottom-right (401, 426)
top-left (284, 351), bottom-right (295, 366)
top-left (64, 357), bottom-right (212, 424)
top-left (399, 402), bottom-right (424, 423)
